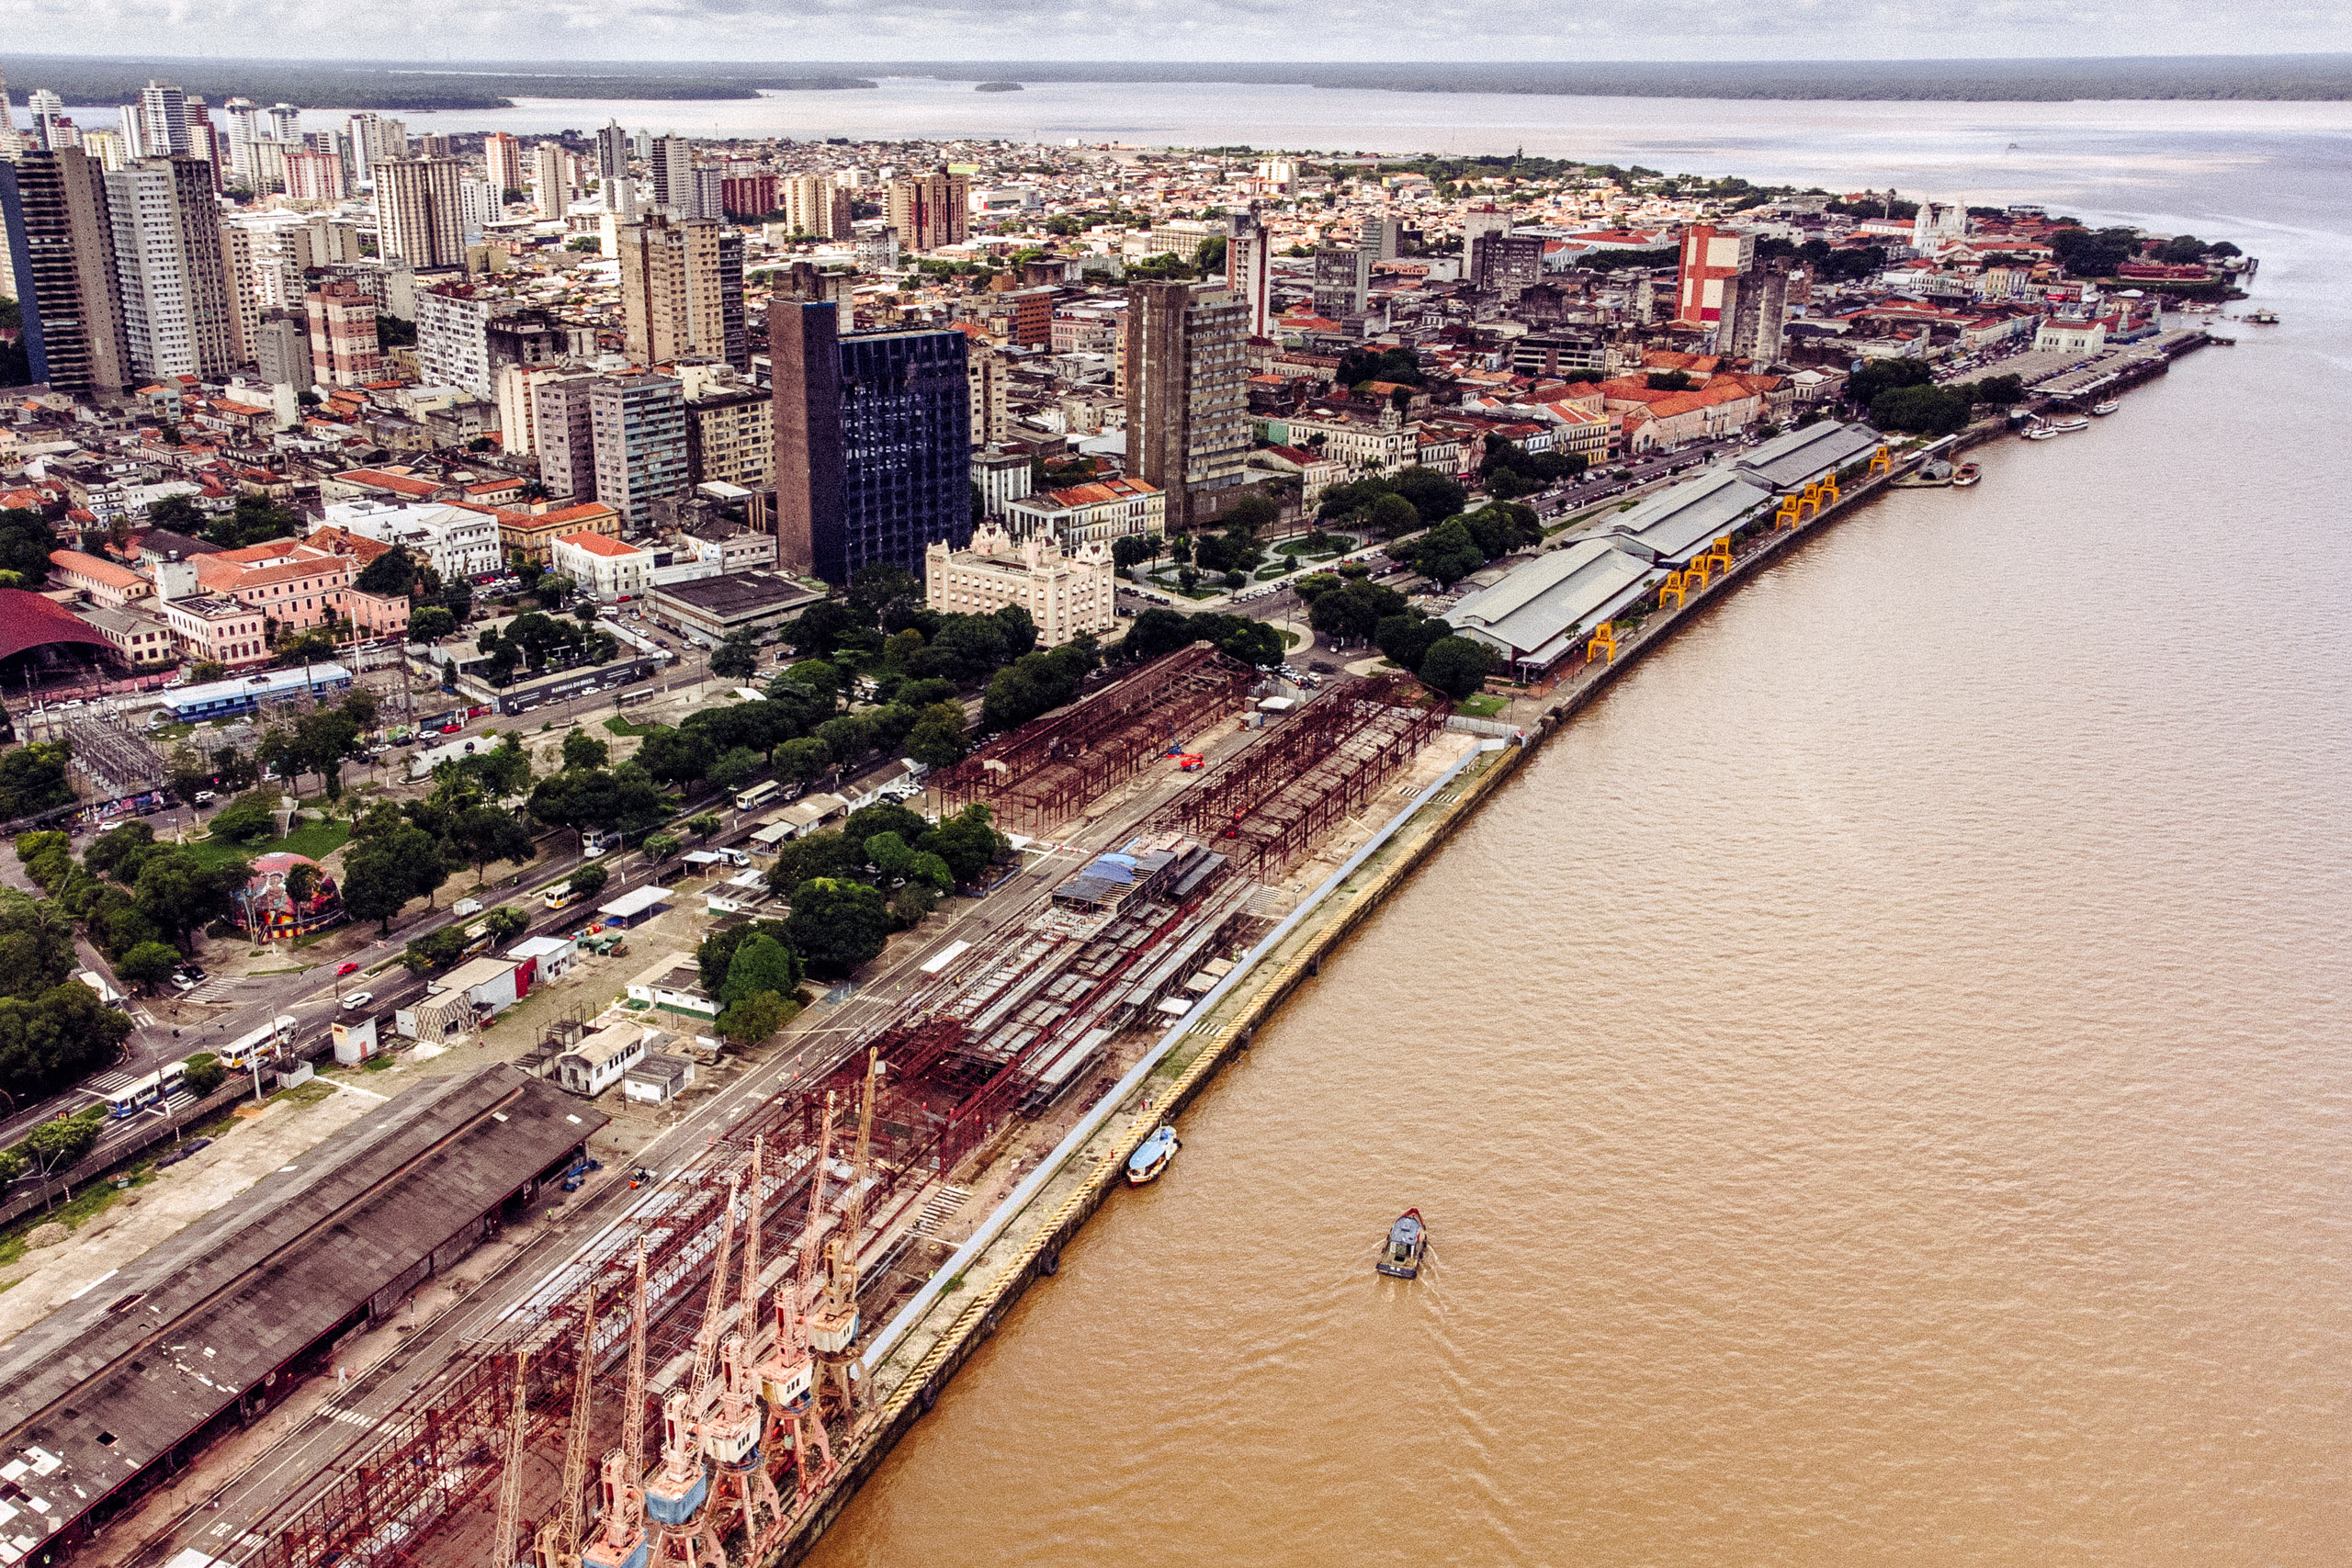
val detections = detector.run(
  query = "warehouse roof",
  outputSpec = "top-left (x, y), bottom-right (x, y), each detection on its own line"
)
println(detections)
top-left (1599, 469), bottom-right (1775, 567)
top-left (1445, 537), bottom-right (1665, 668)
top-left (0, 1066), bottom-right (603, 1545)
top-left (1731, 419), bottom-right (1883, 492)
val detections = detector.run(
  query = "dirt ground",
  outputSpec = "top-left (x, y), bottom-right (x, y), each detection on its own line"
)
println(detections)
top-left (0, 1080), bottom-right (379, 1340)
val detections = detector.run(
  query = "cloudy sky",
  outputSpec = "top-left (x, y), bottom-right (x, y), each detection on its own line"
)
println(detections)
top-left (2, 0), bottom-right (2348, 65)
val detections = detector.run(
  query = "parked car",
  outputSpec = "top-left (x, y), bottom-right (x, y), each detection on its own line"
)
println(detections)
top-left (194, 790), bottom-right (216, 805)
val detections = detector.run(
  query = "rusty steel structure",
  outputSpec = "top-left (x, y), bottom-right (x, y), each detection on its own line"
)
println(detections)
top-left (932, 642), bottom-right (1258, 830)
top-left (1156, 676), bottom-right (1443, 883)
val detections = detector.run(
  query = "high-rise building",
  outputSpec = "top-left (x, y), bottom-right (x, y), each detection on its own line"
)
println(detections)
top-left (283, 150), bottom-right (345, 203)
top-left (532, 371), bottom-right (603, 500)
top-left (136, 80), bottom-right (191, 157)
top-left (1717, 261), bottom-right (1790, 364)
top-left (692, 166), bottom-right (724, 228)
top-left (105, 157), bottom-right (237, 378)
top-left (482, 132), bottom-right (525, 200)
top-left (648, 136), bottom-right (694, 217)
top-left (1310, 245), bottom-right (1370, 318)
top-left (0, 147), bottom-right (130, 390)
top-left (0, 62), bottom-right (21, 156)
top-left (415, 282), bottom-right (498, 398)
top-left (628, 129), bottom-right (653, 161)
top-left (595, 120), bottom-right (629, 183)
top-left (967, 343), bottom-right (1010, 447)
top-left (458, 176), bottom-right (498, 242)
top-left (1225, 205), bottom-right (1272, 339)
top-left (28, 90), bottom-right (67, 152)
top-left (1470, 232), bottom-right (1545, 299)
top-left (223, 99), bottom-right (265, 184)
top-left (375, 154), bottom-right (467, 271)
top-left (776, 172), bottom-right (852, 239)
top-left (615, 215), bottom-right (744, 370)
top-left (1125, 281), bottom-right (1249, 533)
top-left (218, 220), bottom-right (259, 366)
top-left (304, 278), bottom-right (380, 386)
top-left (533, 142), bottom-right (570, 220)
top-left (254, 311), bottom-right (311, 389)
top-left (771, 300), bottom-right (970, 583)
top-left (345, 112), bottom-right (387, 182)
top-left (885, 166), bottom-right (968, 254)
top-left (719, 173), bottom-right (777, 221)
top-left (1356, 214), bottom-right (1401, 263)
top-left (1675, 222), bottom-right (1754, 328)
top-left (266, 104), bottom-right (301, 143)
top-left (588, 373), bottom-right (689, 532)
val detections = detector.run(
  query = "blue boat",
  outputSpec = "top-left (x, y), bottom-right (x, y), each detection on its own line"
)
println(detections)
top-left (1126, 1125), bottom-right (1181, 1186)
top-left (1376, 1209), bottom-right (1428, 1279)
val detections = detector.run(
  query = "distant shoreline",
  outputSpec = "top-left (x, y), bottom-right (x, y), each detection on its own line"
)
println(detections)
top-left (8, 53), bottom-right (2352, 111)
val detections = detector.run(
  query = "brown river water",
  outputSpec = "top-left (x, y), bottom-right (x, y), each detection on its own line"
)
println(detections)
top-left (806, 118), bottom-right (2352, 1568)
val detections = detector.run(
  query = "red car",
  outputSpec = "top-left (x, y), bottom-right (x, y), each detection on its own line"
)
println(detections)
top-left (335, 962), bottom-right (361, 977)
top-left (440, 722), bottom-right (463, 734)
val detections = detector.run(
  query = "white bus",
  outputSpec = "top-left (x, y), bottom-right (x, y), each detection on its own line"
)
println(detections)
top-left (219, 1015), bottom-right (299, 1070)
top-left (734, 781), bottom-right (781, 812)
top-left (103, 1060), bottom-right (188, 1118)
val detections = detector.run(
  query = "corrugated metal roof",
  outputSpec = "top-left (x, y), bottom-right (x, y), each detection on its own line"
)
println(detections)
top-left (1445, 538), bottom-right (1664, 666)
top-left (1601, 469), bottom-right (1776, 566)
top-left (0, 1066), bottom-right (603, 1543)
top-left (1732, 420), bottom-right (1883, 492)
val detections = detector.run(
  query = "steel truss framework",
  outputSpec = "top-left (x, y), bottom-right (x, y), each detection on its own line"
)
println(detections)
top-left (933, 642), bottom-right (1258, 830)
top-left (1156, 676), bottom-right (1442, 883)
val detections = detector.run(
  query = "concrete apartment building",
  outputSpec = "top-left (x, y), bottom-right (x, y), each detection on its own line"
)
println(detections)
top-left (375, 154), bottom-right (468, 270)
top-left (532, 141), bottom-right (569, 220)
top-left (588, 373), bottom-right (689, 531)
top-left (886, 166), bottom-right (969, 254)
top-left (616, 215), bottom-right (746, 370)
top-left (303, 278), bottom-right (381, 387)
top-left (531, 370), bottom-right (603, 501)
top-left (1311, 245), bottom-right (1370, 318)
top-left (777, 172), bottom-right (853, 239)
top-left (1125, 280), bottom-right (1250, 532)
top-left (105, 155), bottom-right (238, 378)
top-left (482, 131), bottom-right (525, 199)
top-left (678, 363), bottom-right (774, 488)
top-left (924, 524), bottom-right (1115, 648)
top-left (0, 145), bottom-right (130, 391)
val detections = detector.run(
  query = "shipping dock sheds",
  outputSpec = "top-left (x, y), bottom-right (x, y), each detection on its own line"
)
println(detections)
top-left (1598, 468), bottom-right (1776, 568)
top-left (0, 1066), bottom-right (605, 1558)
top-left (1729, 418), bottom-right (1883, 493)
top-left (1446, 536), bottom-right (1666, 676)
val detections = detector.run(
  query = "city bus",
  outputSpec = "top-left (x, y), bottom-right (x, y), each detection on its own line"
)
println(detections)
top-left (219, 1015), bottom-right (300, 1070)
top-left (103, 1060), bottom-right (188, 1118)
top-left (734, 781), bottom-right (781, 812)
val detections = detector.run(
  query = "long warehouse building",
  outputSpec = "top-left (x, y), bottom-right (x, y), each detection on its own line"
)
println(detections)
top-left (0, 1065), bottom-right (605, 1562)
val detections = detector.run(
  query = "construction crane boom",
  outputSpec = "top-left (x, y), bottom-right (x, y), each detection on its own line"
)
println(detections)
top-left (490, 1351), bottom-right (529, 1568)
top-left (842, 1051), bottom-right (881, 1292)
top-left (795, 1094), bottom-right (838, 1348)
top-left (624, 1241), bottom-right (648, 1476)
top-left (741, 1136), bottom-right (763, 1344)
top-left (687, 1173), bottom-right (740, 1403)
top-left (533, 1287), bottom-right (597, 1568)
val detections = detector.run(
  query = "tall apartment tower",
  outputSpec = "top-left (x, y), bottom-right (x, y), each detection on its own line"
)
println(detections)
top-left (1675, 222), bottom-right (1754, 328)
top-left (375, 154), bottom-right (467, 270)
top-left (136, 80), bottom-right (191, 157)
top-left (482, 132), bottom-right (525, 198)
top-left (1357, 214), bottom-right (1401, 263)
top-left (615, 215), bottom-right (746, 371)
top-left (968, 343), bottom-right (1010, 446)
top-left (885, 167), bottom-right (968, 254)
top-left (589, 372), bottom-right (690, 531)
top-left (533, 142), bottom-right (570, 220)
top-left (771, 300), bottom-right (970, 583)
top-left (532, 371), bottom-right (604, 501)
top-left (595, 120), bottom-right (629, 182)
top-left (1226, 205), bottom-right (1272, 339)
top-left (648, 136), bottom-right (694, 217)
top-left (1717, 261), bottom-right (1790, 364)
top-left (778, 173), bottom-right (852, 240)
top-left (0, 147), bottom-right (130, 390)
top-left (1124, 281), bottom-right (1250, 533)
top-left (0, 62), bottom-right (20, 156)
top-left (304, 278), bottom-right (381, 387)
top-left (104, 156), bottom-right (237, 378)
top-left (1310, 245), bottom-right (1370, 319)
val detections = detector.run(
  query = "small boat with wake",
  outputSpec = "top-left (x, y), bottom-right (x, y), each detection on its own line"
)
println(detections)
top-left (1126, 1125), bottom-right (1180, 1186)
top-left (1376, 1209), bottom-right (1429, 1279)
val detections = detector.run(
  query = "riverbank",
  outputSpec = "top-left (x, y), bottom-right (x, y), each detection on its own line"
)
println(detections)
top-left (763, 422), bottom-right (1972, 1562)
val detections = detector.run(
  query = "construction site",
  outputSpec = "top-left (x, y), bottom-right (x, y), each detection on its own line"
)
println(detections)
top-left (6, 643), bottom-right (1466, 1568)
